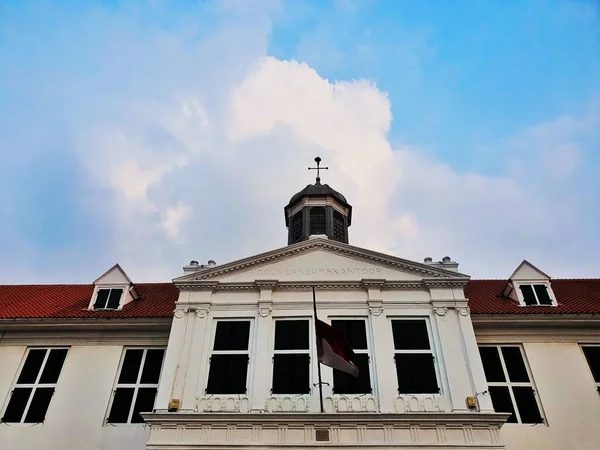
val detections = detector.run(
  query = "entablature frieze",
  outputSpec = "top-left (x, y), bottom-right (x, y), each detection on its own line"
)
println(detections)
top-left (176, 279), bottom-right (468, 292)
top-left (143, 411), bottom-right (509, 448)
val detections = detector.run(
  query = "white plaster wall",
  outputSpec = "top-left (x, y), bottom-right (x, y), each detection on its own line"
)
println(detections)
top-left (182, 286), bottom-right (485, 416)
top-left (498, 342), bottom-right (600, 450)
top-left (0, 345), bottom-right (151, 450)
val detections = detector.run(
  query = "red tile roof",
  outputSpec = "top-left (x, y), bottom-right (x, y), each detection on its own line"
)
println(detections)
top-left (1, 279), bottom-right (599, 320)
top-left (0, 283), bottom-right (178, 319)
top-left (465, 279), bottom-right (600, 315)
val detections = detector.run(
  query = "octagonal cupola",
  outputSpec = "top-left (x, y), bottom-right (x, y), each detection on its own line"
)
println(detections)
top-left (284, 157), bottom-right (352, 245)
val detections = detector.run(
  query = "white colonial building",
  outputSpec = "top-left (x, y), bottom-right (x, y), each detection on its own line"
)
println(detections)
top-left (1, 167), bottom-right (599, 449)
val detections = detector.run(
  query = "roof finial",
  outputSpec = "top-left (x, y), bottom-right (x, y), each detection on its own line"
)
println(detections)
top-left (308, 156), bottom-right (329, 185)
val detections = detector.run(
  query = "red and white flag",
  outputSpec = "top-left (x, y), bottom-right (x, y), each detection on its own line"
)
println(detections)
top-left (315, 319), bottom-right (359, 377)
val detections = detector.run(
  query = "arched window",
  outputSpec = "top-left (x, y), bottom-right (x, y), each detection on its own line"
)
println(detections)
top-left (291, 212), bottom-right (303, 243)
top-left (310, 207), bottom-right (326, 235)
top-left (333, 211), bottom-right (345, 242)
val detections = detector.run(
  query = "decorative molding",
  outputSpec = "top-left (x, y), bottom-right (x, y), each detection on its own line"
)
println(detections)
top-left (173, 308), bottom-right (188, 319)
top-left (369, 304), bottom-right (384, 316)
top-left (433, 306), bottom-right (448, 316)
top-left (177, 280), bottom-right (469, 292)
top-left (258, 303), bottom-right (272, 317)
top-left (457, 306), bottom-right (471, 316)
top-left (324, 395), bottom-right (379, 413)
top-left (393, 395), bottom-right (443, 413)
top-left (173, 238), bottom-right (470, 286)
top-left (423, 278), bottom-right (470, 289)
top-left (195, 306), bottom-right (211, 319)
top-left (265, 396), bottom-right (310, 413)
top-left (196, 396), bottom-right (250, 413)
top-left (142, 412), bottom-right (510, 448)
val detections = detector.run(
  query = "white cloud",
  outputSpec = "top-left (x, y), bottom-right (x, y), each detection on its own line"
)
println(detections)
top-left (2, 1), bottom-right (598, 283)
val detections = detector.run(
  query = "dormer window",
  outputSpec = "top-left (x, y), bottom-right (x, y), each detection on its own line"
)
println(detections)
top-left (93, 288), bottom-right (124, 310)
top-left (89, 264), bottom-right (138, 311)
top-left (504, 260), bottom-right (558, 308)
top-left (518, 284), bottom-right (553, 306)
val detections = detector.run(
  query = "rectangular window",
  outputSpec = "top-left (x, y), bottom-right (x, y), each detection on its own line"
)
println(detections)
top-left (2, 348), bottom-right (68, 423)
top-left (479, 345), bottom-right (543, 424)
top-left (392, 319), bottom-right (439, 394)
top-left (331, 319), bottom-right (371, 394)
top-left (107, 348), bottom-right (165, 424)
top-left (518, 284), bottom-right (553, 306)
top-left (582, 346), bottom-right (600, 391)
top-left (272, 319), bottom-right (310, 394)
top-left (206, 320), bottom-right (251, 395)
top-left (93, 288), bottom-right (124, 310)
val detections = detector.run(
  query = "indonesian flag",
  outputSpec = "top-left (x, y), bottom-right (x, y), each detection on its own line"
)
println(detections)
top-left (315, 319), bottom-right (359, 377)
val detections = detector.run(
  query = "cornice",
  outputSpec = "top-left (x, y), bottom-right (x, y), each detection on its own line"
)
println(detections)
top-left (176, 279), bottom-right (468, 292)
top-left (143, 411), bottom-right (509, 427)
top-left (0, 317), bottom-right (172, 332)
top-left (173, 239), bottom-right (470, 286)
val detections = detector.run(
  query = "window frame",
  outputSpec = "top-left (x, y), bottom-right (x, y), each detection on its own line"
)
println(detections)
top-left (328, 317), bottom-right (374, 395)
top-left (89, 285), bottom-right (127, 311)
top-left (105, 347), bottom-right (166, 426)
top-left (205, 318), bottom-right (254, 396)
top-left (515, 282), bottom-right (557, 307)
top-left (1, 347), bottom-right (69, 425)
top-left (390, 317), bottom-right (442, 395)
top-left (270, 317), bottom-right (313, 396)
top-left (581, 345), bottom-right (600, 393)
top-left (479, 344), bottom-right (545, 424)
top-left (309, 207), bottom-right (327, 236)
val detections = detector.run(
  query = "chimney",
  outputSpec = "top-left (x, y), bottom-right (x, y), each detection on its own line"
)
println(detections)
top-left (182, 259), bottom-right (217, 275)
top-left (424, 256), bottom-right (459, 272)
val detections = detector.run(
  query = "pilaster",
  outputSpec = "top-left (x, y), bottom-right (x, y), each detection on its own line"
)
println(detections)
top-left (250, 281), bottom-right (276, 411)
top-left (363, 280), bottom-right (395, 413)
top-left (155, 300), bottom-right (189, 410)
top-left (430, 287), bottom-right (480, 412)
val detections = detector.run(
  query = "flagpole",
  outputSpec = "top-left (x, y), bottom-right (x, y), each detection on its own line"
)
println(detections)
top-left (312, 284), bottom-right (325, 413)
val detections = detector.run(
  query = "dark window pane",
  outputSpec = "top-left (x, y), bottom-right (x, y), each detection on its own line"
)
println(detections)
top-left (140, 350), bottom-right (165, 384)
top-left (107, 289), bottom-right (123, 309)
top-left (502, 347), bottom-right (530, 382)
top-left (583, 346), bottom-right (600, 382)
top-left (23, 388), bottom-right (54, 423)
top-left (213, 321), bottom-right (251, 351)
top-left (519, 285), bottom-right (537, 306)
top-left (331, 320), bottom-right (367, 350)
top-left (130, 387), bottom-right (157, 423)
top-left (17, 349), bottom-right (47, 384)
top-left (275, 320), bottom-right (309, 350)
top-left (291, 212), bottom-right (303, 243)
top-left (333, 353), bottom-right (371, 394)
top-left (513, 387), bottom-right (543, 424)
top-left (272, 354), bottom-right (310, 394)
top-left (333, 211), bottom-right (345, 242)
top-left (94, 289), bottom-right (110, 309)
top-left (310, 207), bottom-right (326, 235)
top-left (534, 285), bottom-right (552, 305)
top-left (39, 349), bottom-right (68, 384)
top-left (392, 320), bottom-right (430, 350)
top-left (489, 386), bottom-right (517, 423)
top-left (107, 388), bottom-right (134, 423)
top-left (206, 355), bottom-right (249, 394)
top-left (479, 347), bottom-right (506, 382)
top-left (2, 388), bottom-right (32, 422)
top-left (395, 354), bottom-right (439, 394)
top-left (118, 350), bottom-right (143, 384)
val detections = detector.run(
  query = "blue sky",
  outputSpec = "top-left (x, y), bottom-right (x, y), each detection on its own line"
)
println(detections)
top-left (0, 0), bottom-right (599, 282)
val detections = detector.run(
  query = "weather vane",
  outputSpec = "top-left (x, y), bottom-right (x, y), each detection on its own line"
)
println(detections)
top-left (308, 156), bottom-right (329, 184)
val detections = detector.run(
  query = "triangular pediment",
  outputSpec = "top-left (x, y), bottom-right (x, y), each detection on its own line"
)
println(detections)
top-left (509, 260), bottom-right (551, 282)
top-left (94, 263), bottom-right (133, 286)
top-left (174, 238), bottom-right (469, 285)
